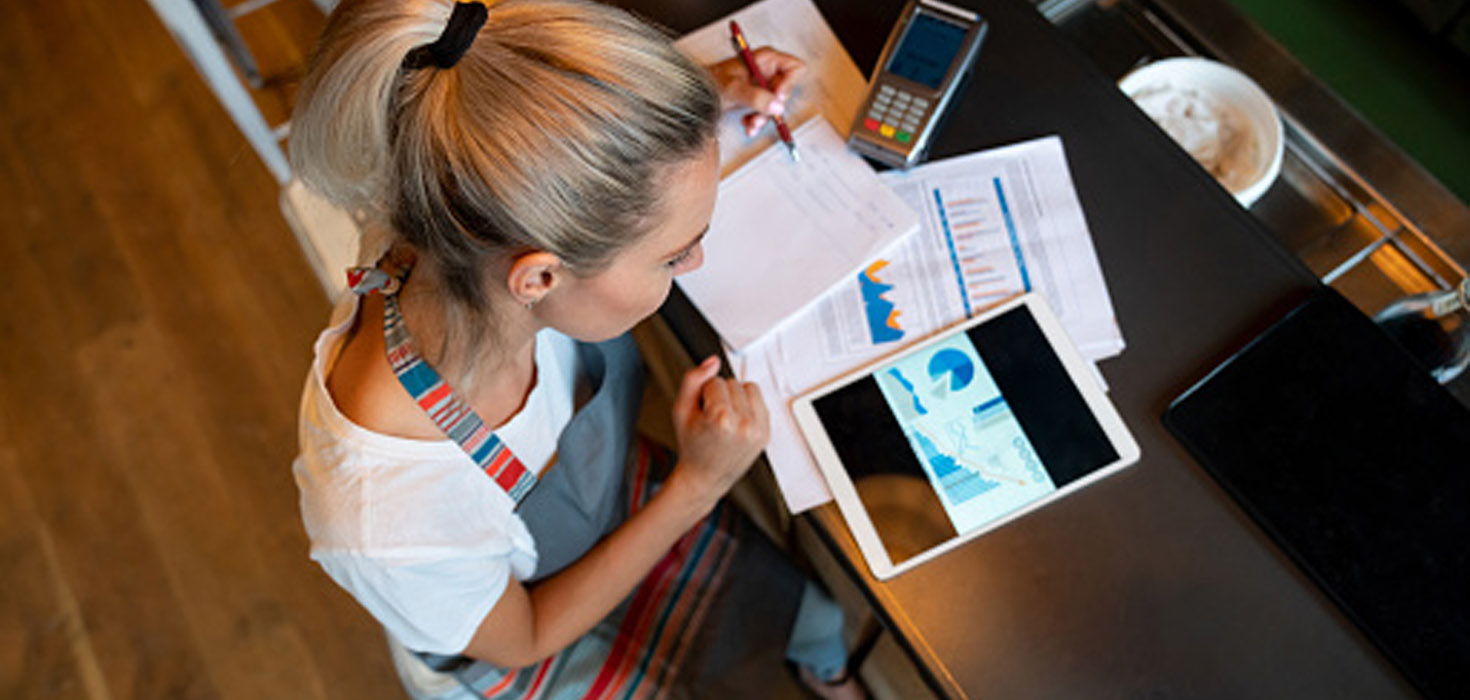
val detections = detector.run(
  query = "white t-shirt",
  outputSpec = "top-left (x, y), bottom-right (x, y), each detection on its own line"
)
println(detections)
top-left (293, 294), bottom-right (581, 655)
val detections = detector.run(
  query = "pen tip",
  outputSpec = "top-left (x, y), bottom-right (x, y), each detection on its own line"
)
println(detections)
top-left (787, 144), bottom-right (801, 163)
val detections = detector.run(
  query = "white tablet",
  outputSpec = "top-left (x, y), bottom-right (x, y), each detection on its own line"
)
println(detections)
top-left (792, 294), bottom-right (1140, 580)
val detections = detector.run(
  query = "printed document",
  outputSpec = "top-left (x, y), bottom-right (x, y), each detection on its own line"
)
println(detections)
top-left (730, 136), bottom-right (1125, 512)
top-left (675, 117), bottom-right (919, 351)
top-left (675, 0), bottom-right (868, 175)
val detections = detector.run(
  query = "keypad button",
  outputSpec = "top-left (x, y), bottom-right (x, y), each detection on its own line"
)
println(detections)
top-left (878, 85), bottom-right (895, 96)
top-left (879, 124), bottom-right (896, 138)
top-left (896, 131), bottom-right (913, 143)
top-left (863, 118), bottom-right (880, 131)
top-left (895, 92), bottom-right (912, 104)
top-left (913, 97), bottom-right (930, 108)
top-left (902, 121), bottom-right (920, 133)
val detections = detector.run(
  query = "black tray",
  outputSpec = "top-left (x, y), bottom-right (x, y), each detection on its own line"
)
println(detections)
top-left (1164, 287), bottom-right (1470, 699)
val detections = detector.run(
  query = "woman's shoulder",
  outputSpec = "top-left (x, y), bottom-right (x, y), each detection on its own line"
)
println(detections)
top-left (326, 295), bottom-right (446, 442)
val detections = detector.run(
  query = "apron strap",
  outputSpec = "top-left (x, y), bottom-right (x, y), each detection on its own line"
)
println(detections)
top-left (346, 261), bottom-right (539, 505)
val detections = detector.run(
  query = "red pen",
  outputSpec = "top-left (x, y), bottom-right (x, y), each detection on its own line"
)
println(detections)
top-left (729, 20), bottom-right (800, 162)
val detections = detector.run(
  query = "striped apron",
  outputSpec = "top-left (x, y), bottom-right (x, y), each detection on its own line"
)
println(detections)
top-left (349, 259), bottom-right (804, 700)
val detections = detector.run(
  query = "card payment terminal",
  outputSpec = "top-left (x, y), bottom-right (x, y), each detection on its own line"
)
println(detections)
top-left (847, 0), bottom-right (987, 169)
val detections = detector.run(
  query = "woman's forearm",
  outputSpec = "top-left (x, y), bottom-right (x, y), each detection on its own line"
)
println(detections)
top-left (465, 355), bottom-right (768, 667)
top-left (462, 471), bottom-right (714, 667)
top-left (525, 473), bottom-right (711, 655)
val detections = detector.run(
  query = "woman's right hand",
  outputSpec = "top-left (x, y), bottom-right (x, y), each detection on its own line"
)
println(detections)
top-left (707, 46), bottom-right (807, 136)
top-left (669, 356), bottom-right (770, 507)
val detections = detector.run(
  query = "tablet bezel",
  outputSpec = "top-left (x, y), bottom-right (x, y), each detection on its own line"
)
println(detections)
top-left (791, 293), bottom-right (1140, 580)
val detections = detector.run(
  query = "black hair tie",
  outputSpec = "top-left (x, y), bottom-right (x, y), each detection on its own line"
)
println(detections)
top-left (403, 2), bottom-right (489, 70)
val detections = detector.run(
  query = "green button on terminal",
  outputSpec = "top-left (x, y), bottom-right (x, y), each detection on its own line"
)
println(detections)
top-left (896, 130), bottom-right (912, 143)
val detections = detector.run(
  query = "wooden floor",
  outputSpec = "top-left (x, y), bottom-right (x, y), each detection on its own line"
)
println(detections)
top-left (0, 0), bottom-right (405, 697)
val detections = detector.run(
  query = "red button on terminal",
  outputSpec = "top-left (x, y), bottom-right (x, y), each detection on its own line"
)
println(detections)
top-left (863, 118), bottom-right (880, 131)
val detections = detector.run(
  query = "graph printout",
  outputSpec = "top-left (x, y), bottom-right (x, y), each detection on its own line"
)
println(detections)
top-left (872, 333), bottom-right (1057, 533)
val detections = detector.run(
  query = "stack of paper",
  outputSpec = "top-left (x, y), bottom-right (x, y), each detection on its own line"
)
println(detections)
top-left (675, 0), bottom-right (921, 350)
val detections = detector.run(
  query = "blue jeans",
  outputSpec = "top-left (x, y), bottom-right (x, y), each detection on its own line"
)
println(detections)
top-left (785, 581), bottom-right (850, 682)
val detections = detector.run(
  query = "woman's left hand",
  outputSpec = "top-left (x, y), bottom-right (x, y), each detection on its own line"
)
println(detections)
top-left (708, 47), bottom-right (807, 136)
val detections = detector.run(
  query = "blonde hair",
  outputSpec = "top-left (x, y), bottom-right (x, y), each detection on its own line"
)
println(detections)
top-left (290, 0), bottom-right (718, 366)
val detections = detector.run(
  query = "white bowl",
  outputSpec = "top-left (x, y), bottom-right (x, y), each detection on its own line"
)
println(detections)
top-left (1119, 57), bottom-right (1284, 207)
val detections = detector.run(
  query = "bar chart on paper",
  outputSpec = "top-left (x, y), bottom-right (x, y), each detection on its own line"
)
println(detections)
top-left (931, 177), bottom-right (1031, 317)
top-left (858, 260), bottom-right (905, 344)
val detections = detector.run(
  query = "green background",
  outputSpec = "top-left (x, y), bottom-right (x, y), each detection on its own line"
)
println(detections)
top-left (1227, 0), bottom-right (1470, 204)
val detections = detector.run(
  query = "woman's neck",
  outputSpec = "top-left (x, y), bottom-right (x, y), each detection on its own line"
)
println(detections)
top-left (395, 255), bottom-right (543, 417)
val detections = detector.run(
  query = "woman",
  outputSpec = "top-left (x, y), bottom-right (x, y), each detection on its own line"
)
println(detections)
top-left (289, 1), bottom-right (862, 697)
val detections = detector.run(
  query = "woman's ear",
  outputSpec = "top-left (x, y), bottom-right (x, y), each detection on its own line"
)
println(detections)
top-left (506, 251), bottom-right (564, 307)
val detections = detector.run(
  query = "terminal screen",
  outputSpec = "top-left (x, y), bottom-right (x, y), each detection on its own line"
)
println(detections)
top-left (885, 12), bottom-right (968, 89)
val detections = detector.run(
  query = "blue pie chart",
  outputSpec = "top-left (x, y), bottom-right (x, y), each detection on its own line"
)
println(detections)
top-left (927, 348), bottom-right (974, 392)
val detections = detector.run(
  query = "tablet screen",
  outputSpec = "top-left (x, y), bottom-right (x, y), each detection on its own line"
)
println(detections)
top-left (811, 305), bottom-right (1118, 566)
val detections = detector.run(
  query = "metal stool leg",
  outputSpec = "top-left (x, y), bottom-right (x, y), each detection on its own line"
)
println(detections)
top-left (145, 0), bottom-right (291, 182)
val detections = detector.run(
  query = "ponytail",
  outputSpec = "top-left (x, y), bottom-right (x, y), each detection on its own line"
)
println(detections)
top-left (291, 0), bottom-right (448, 214)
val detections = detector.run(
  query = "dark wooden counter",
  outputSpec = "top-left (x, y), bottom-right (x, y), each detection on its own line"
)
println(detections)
top-left (635, 0), bottom-right (1417, 696)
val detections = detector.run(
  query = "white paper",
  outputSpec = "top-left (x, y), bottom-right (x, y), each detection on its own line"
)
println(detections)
top-left (675, 117), bottom-right (920, 351)
top-left (731, 136), bottom-right (1125, 513)
top-left (674, 0), bottom-right (869, 176)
